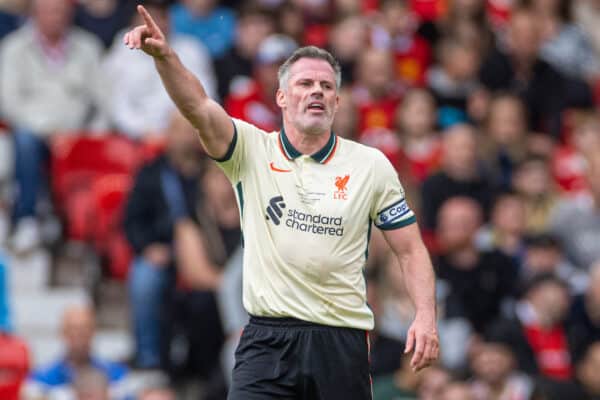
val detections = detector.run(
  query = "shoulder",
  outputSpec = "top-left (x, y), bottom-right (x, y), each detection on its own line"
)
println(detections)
top-left (1, 24), bottom-right (33, 52)
top-left (339, 137), bottom-right (386, 164)
top-left (30, 360), bottom-right (70, 385)
top-left (91, 358), bottom-right (128, 381)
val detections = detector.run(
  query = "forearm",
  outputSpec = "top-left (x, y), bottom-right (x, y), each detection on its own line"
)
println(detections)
top-left (400, 243), bottom-right (436, 319)
top-left (154, 51), bottom-right (210, 125)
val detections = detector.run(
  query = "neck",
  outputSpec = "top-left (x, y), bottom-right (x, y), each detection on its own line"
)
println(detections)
top-left (283, 121), bottom-right (330, 156)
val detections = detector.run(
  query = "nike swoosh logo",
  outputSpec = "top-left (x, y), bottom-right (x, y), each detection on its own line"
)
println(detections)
top-left (269, 162), bottom-right (292, 173)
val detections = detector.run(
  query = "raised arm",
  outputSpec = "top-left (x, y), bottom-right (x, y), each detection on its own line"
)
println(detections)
top-left (382, 223), bottom-right (439, 372)
top-left (123, 5), bottom-right (233, 159)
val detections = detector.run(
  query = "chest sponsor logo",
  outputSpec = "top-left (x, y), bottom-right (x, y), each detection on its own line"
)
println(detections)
top-left (334, 175), bottom-right (350, 200)
top-left (265, 195), bottom-right (344, 236)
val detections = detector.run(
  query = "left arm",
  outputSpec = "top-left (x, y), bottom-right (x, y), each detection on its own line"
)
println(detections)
top-left (382, 222), bottom-right (439, 372)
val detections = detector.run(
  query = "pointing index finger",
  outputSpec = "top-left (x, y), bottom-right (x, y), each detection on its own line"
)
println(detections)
top-left (137, 5), bottom-right (160, 34)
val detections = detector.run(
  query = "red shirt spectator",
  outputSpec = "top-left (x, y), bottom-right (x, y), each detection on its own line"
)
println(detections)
top-left (0, 333), bottom-right (30, 400)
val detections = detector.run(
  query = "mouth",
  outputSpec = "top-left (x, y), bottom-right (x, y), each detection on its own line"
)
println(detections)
top-left (306, 102), bottom-right (326, 113)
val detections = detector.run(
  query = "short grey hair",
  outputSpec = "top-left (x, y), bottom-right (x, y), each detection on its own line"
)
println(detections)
top-left (278, 46), bottom-right (342, 90)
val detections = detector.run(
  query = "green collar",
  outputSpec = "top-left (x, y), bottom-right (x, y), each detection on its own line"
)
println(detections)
top-left (279, 126), bottom-right (338, 164)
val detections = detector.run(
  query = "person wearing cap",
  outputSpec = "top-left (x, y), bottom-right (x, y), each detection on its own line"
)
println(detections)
top-left (224, 34), bottom-right (298, 132)
top-left (123, 6), bottom-right (438, 399)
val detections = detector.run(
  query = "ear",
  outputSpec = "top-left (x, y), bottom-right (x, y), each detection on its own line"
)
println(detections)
top-left (276, 88), bottom-right (286, 109)
top-left (333, 92), bottom-right (340, 114)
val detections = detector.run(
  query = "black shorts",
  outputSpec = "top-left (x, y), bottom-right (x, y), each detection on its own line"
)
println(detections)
top-left (228, 315), bottom-right (372, 400)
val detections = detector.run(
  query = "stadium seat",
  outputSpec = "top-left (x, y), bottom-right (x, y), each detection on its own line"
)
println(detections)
top-left (50, 134), bottom-right (143, 280)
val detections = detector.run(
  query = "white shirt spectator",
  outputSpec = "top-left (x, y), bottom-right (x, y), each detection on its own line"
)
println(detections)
top-left (103, 31), bottom-right (217, 140)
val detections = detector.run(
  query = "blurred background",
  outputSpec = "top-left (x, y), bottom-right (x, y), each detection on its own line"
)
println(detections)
top-left (1, 0), bottom-right (600, 399)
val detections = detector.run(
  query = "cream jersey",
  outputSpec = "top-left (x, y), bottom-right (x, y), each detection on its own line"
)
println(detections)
top-left (216, 118), bottom-right (416, 330)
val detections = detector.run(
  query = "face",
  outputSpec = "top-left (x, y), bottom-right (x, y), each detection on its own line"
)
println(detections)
top-left (357, 50), bottom-right (393, 96)
top-left (166, 112), bottom-right (204, 173)
top-left (471, 343), bottom-right (514, 386)
top-left (524, 246), bottom-right (561, 274)
top-left (444, 46), bottom-right (480, 81)
top-left (62, 307), bottom-right (95, 361)
top-left (491, 196), bottom-right (526, 235)
top-left (437, 198), bottom-right (482, 253)
top-left (418, 367), bottom-right (451, 400)
top-left (277, 58), bottom-right (339, 136)
top-left (140, 389), bottom-right (177, 400)
top-left (442, 125), bottom-right (478, 174)
top-left (398, 90), bottom-right (436, 137)
top-left (530, 282), bottom-right (570, 325)
top-left (487, 97), bottom-right (526, 144)
top-left (33, 0), bottom-right (74, 41)
top-left (513, 160), bottom-right (551, 197)
top-left (508, 12), bottom-right (541, 62)
top-left (237, 14), bottom-right (274, 57)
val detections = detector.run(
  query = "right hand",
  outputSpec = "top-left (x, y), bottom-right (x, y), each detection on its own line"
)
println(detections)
top-left (143, 243), bottom-right (171, 267)
top-left (123, 5), bottom-right (170, 59)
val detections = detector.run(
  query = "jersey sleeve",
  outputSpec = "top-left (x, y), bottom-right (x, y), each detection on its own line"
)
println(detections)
top-left (214, 118), bottom-right (261, 183)
top-left (370, 151), bottom-right (416, 230)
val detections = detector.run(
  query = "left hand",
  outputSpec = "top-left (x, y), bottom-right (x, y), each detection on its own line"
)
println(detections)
top-left (404, 314), bottom-right (439, 372)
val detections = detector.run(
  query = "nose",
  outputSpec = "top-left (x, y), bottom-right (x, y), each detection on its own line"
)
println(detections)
top-left (310, 83), bottom-right (323, 98)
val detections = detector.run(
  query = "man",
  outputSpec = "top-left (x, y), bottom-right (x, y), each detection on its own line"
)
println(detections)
top-left (0, 0), bottom-right (108, 247)
top-left (22, 305), bottom-right (131, 399)
top-left (124, 7), bottom-right (438, 399)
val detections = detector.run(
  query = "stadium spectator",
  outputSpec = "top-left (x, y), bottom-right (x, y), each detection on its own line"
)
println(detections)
top-left (0, 331), bottom-right (29, 400)
top-left (123, 111), bottom-right (207, 369)
top-left (167, 162), bottom-right (241, 384)
top-left (435, 197), bottom-right (517, 333)
top-left (421, 124), bottom-right (496, 231)
top-left (568, 261), bottom-right (600, 362)
top-left (370, 0), bottom-right (431, 87)
top-left (427, 37), bottom-right (480, 120)
top-left (487, 274), bottom-right (575, 382)
top-left (23, 305), bottom-right (131, 399)
top-left (224, 34), bottom-right (297, 132)
top-left (213, 3), bottom-right (275, 101)
top-left (512, 155), bottom-right (560, 233)
top-left (481, 93), bottom-right (530, 190)
top-left (395, 88), bottom-right (442, 185)
top-left (327, 15), bottom-right (368, 86)
top-left (552, 110), bottom-right (600, 198)
top-left (520, 233), bottom-right (588, 295)
top-left (476, 192), bottom-right (527, 263)
top-left (574, 341), bottom-right (600, 399)
top-left (469, 340), bottom-right (534, 400)
top-left (550, 153), bottom-right (600, 269)
top-left (74, 0), bottom-right (136, 49)
top-left (479, 7), bottom-right (590, 138)
top-left (526, 0), bottom-right (600, 82)
top-left (0, 0), bottom-right (108, 245)
top-left (417, 365), bottom-right (451, 400)
top-left (169, 0), bottom-right (236, 58)
top-left (353, 47), bottom-right (404, 139)
top-left (103, 0), bottom-right (217, 140)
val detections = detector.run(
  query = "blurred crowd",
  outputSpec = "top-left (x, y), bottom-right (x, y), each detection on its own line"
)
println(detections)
top-left (1, 0), bottom-right (600, 398)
